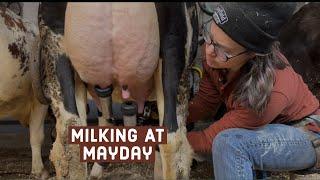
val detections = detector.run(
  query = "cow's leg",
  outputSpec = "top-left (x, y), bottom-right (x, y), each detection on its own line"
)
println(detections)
top-left (155, 3), bottom-right (198, 179)
top-left (174, 75), bottom-right (194, 179)
top-left (155, 4), bottom-right (180, 179)
top-left (157, 54), bottom-right (194, 179)
top-left (171, 4), bottom-right (198, 178)
top-left (38, 3), bottom-right (87, 179)
top-left (29, 98), bottom-right (49, 179)
top-left (75, 72), bottom-right (87, 125)
top-left (155, 55), bottom-right (192, 180)
top-left (154, 150), bottom-right (163, 180)
top-left (154, 58), bottom-right (165, 180)
top-left (47, 54), bottom-right (87, 180)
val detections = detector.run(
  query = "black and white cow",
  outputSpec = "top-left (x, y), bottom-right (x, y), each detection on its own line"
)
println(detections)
top-left (35, 2), bottom-right (198, 180)
top-left (0, 6), bottom-right (49, 179)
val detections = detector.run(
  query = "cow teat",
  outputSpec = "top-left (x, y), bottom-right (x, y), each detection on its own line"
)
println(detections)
top-left (121, 85), bottom-right (130, 99)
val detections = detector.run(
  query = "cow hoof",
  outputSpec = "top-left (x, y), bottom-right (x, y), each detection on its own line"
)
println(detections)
top-left (32, 169), bottom-right (50, 180)
top-left (89, 163), bottom-right (104, 180)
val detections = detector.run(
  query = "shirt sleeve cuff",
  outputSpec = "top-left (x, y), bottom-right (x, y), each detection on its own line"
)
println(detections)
top-left (187, 131), bottom-right (211, 154)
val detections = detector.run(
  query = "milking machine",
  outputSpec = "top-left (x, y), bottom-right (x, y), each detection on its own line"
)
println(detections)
top-left (120, 100), bottom-right (159, 126)
top-left (121, 101), bottom-right (137, 126)
top-left (137, 102), bottom-right (152, 126)
top-left (94, 85), bottom-right (114, 126)
top-left (93, 85), bottom-right (159, 127)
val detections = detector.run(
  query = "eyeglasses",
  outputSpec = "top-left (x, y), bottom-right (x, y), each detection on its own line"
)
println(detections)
top-left (202, 20), bottom-right (248, 62)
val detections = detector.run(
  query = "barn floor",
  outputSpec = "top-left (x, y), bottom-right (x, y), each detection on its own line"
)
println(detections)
top-left (0, 123), bottom-right (319, 180)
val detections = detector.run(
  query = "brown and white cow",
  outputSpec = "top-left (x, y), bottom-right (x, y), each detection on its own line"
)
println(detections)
top-left (0, 6), bottom-right (49, 179)
top-left (35, 2), bottom-right (198, 180)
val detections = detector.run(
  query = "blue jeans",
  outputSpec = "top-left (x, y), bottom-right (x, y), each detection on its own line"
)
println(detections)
top-left (212, 124), bottom-right (317, 180)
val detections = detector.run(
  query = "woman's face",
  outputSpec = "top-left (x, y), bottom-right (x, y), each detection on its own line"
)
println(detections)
top-left (204, 21), bottom-right (254, 71)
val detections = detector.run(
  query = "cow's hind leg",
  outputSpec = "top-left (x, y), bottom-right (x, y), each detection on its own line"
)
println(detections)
top-left (154, 58), bottom-right (166, 180)
top-left (154, 56), bottom-right (182, 180)
top-left (174, 87), bottom-right (194, 179)
top-left (75, 72), bottom-right (88, 125)
top-left (155, 2), bottom-right (197, 179)
top-left (154, 58), bottom-right (193, 180)
top-left (45, 53), bottom-right (87, 180)
top-left (38, 3), bottom-right (87, 179)
top-left (29, 98), bottom-right (49, 179)
top-left (174, 3), bottom-right (198, 178)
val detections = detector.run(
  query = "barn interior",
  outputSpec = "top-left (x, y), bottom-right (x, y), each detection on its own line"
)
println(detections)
top-left (0, 2), bottom-right (319, 180)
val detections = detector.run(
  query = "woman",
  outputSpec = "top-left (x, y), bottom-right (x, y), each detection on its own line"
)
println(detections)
top-left (187, 2), bottom-right (320, 179)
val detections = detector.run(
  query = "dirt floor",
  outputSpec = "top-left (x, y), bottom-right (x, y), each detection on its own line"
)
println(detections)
top-left (0, 123), bottom-right (319, 180)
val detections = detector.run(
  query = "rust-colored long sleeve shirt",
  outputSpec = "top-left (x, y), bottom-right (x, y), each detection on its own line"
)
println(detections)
top-left (187, 57), bottom-right (320, 154)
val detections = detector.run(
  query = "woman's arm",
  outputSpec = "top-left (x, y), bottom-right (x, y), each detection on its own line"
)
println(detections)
top-left (187, 91), bottom-right (289, 154)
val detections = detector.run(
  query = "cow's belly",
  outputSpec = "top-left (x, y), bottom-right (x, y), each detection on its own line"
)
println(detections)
top-left (0, 46), bottom-right (33, 123)
top-left (0, 53), bottom-right (31, 98)
top-left (65, 3), bottom-right (160, 104)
